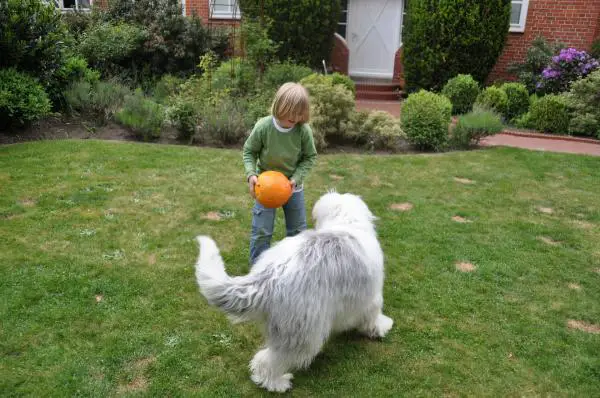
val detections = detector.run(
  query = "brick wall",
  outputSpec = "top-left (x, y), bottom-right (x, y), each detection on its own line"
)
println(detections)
top-left (489, 0), bottom-right (600, 82)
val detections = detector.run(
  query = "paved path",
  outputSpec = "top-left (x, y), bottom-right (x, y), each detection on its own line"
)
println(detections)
top-left (355, 100), bottom-right (600, 157)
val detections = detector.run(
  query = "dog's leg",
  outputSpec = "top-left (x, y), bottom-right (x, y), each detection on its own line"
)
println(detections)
top-left (249, 347), bottom-right (294, 393)
top-left (357, 295), bottom-right (394, 338)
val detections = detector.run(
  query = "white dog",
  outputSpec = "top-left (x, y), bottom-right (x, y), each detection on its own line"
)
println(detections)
top-left (194, 191), bottom-right (393, 392)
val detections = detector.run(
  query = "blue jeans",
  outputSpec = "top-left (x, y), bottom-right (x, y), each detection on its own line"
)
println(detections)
top-left (249, 190), bottom-right (307, 264)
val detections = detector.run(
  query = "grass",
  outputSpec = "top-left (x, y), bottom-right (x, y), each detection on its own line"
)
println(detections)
top-left (1, 139), bottom-right (599, 397)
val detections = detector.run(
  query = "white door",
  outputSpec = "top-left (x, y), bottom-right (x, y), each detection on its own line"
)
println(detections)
top-left (347, 0), bottom-right (403, 79)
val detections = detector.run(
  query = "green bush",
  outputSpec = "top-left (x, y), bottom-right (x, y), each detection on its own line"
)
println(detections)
top-left (300, 73), bottom-right (356, 150)
top-left (512, 112), bottom-right (533, 129)
top-left (0, 0), bottom-right (70, 86)
top-left (209, 58), bottom-right (259, 96)
top-left (563, 70), bottom-right (600, 138)
top-left (528, 94), bottom-right (570, 134)
top-left (501, 82), bottom-right (529, 121)
top-left (195, 91), bottom-right (251, 146)
top-left (348, 110), bottom-right (407, 152)
top-left (47, 55), bottom-right (101, 109)
top-left (78, 22), bottom-right (148, 80)
top-left (450, 105), bottom-right (504, 149)
top-left (330, 73), bottom-right (356, 96)
top-left (64, 80), bottom-right (131, 122)
top-left (151, 74), bottom-right (185, 104)
top-left (263, 61), bottom-right (314, 91)
top-left (239, 0), bottom-right (341, 69)
top-left (507, 36), bottom-right (565, 93)
top-left (400, 90), bottom-right (452, 151)
top-left (441, 74), bottom-right (480, 115)
top-left (166, 98), bottom-right (198, 141)
top-left (116, 90), bottom-right (166, 141)
top-left (475, 86), bottom-right (508, 117)
top-left (403, 0), bottom-right (511, 91)
top-left (0, 68), bottom-right (52, 130)
top-left (101, 0), bottom-right (228, 80)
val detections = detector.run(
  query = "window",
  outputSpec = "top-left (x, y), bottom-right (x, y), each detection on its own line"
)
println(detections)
top-left (337, 0), bottom-right (348, 38)
top-left (51, 0), bottom-right (92, 11)
top-left (510, 0), bottom-right (529, 33)
top-left (210, 0), bottom-right (241, 19)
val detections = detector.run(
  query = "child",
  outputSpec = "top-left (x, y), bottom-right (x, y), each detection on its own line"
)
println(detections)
top-left (242, 82), bottom-right (318, 264)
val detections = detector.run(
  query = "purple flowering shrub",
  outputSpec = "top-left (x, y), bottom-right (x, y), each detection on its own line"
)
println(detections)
top-left (537, 48), bottom-right (599, 94)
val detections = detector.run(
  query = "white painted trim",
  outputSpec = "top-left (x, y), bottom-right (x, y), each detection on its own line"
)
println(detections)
top-left (210, 0), bottom-right (241, 20)
top-left (509, 0), bottom-right (529, 33)
top-left (333, 32), bottom-right (348, 48)
top-left (182, 0), bottom-right (186, 16)
top-left (51, 0), bottom-right (93, 11)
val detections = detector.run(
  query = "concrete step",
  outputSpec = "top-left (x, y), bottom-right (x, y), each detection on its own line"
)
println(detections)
top-left (355, 89), bottom-right (403, 101)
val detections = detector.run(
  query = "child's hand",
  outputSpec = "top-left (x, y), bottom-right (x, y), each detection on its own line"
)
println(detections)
top-left (248, 175), bottom-right (258, 199)
top-left (290, 179), bottom-right (296, 190)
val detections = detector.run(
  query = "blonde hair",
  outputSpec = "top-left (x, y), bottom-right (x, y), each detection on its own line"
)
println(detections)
top-left (270, 82), bottom-right (310, 123)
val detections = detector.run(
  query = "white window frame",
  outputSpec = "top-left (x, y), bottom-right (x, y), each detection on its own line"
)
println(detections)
top-left (51, 0), bottom-right (93, 12)
top-left (510, 0), bottom-right (529, 33)
top-left (210, 0), bottom-right (241, 20)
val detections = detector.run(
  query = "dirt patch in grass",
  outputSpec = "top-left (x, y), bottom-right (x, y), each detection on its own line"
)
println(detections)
top-left (454, 177), bottom-right (475, 184)
top-left (456, 262), bottom-right (476, 272)
top-left (567, 320), bottom-right (600, 334)
top-left (148, 254), bottom-right (157, 265)
top-left (390, 203), bottom-right (413, 211)
top-left (329, 174), bottom-right (344, 180)
top-left (452, 216), bottom-right (471, 223)
top-left (537, 207), bottom-right (554, 214)
top-left (19, 198), bottom-right (36, 207)
top-left (117, 356), bottom-right (157, 394)
top-left (568, 283), bottom-right (581, 290)
top-left (538, 236), bottom-right (559, 246)
top-left (202, 212), bottom-right (222, 221)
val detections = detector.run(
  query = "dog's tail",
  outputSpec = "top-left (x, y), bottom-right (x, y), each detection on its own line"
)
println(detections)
top-left (194, 235), bottom-right (261, 322)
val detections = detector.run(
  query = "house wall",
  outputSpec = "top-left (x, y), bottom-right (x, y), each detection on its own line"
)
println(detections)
top-left (489, 0), bottom-right (600, 82)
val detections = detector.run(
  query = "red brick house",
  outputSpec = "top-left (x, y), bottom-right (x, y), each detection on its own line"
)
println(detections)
top-left (54, 1), bottom-right (600, 91)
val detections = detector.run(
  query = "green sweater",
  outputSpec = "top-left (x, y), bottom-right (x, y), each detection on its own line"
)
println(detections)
top-left (242, 116), bottom-right (318, 186)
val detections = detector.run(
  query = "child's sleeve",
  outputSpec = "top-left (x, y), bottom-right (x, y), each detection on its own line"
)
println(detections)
top-left (291, 125), bottom-right (318, 186)
top-left (242, 122), bottom-right (263, 181)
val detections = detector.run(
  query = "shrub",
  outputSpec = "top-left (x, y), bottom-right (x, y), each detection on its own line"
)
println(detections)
top-left (47, 55), bottom-right (101, 109)
top-left (441, 74), bottom-right (480, 115)
top-left (239, 0), bottom-right (341, 69)
top-left (528, 94), bottom-right (570, 134)
top-left (263, 61), bottom-right (314, 90)
top-left (0, 68), bottom-right (52, 130)
top-left (475, 86), bottom-right (508, 117)
top-left (195, 91), bottom-right (250, 146)
top-left (402, 0), bottom-right (511, 91)
top-left (450, 105), bottom-right (504, 149)
top-left (64, 80), bottom-right (131, 122)
top-left (512, 112), bottom-right (533, 129)
top-left (151, 74), bottom-right (185, 104)
top-left (209, 58), bottom-right (259, 96)
top-left (348, 110), bottom-right (407, 152)
top-left (116, 90), bottom-right (166, 141)
top-left (507, 36), bottom-right (565, 93)
top-left (400, 90), bottom-right (452, 151)
top-left (330, 73), bottom-right (356, 96)
top-left (500, 82), bottom-right (529, 121)
top-left (166, 98), bottom-right (198, 141)
top-left (300, 73), bottom-right (356, 150)
top-left (101, 0), bottom-right (227, 79)
top-left (563, 70), bottom-right (600, 138)
top-left (536, 47), bottom-right (599, 94)
top-left (78, 22), bottom-right (148, 80)
top-left (0, 0), bottom-right (70, 86)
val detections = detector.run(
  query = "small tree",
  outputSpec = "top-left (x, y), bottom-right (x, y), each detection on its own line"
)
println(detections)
top-left (403, 0), bottom-right (511, 92)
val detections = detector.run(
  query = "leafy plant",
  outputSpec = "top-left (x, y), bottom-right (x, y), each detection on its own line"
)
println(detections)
top-left (563, 70), bottom-right (600, 138)
top-left (400, 90), bottom-right (452, 151)
top-left (500, 82), bottom-right (529, 121)
top-left (528, 94), bottom-right (570, 134)
top-left (507, 36), bottom-right (565, 93)
top-left (536, 47), bottom-right (599, 94)
top-left (0, 68), bottom-right (51, 130)
top-left (450, 105), bottom-right (504, 148)
top-left (475, 86), bottom-right (508, 117)
top-left (348, 110), bottom-right (407, 152)
top-left (116, 90), bottom-right (166, 141)
top-left (441, 74), bottom-right (480, 115)
top-left (64, 80), bottom-right (131, 123)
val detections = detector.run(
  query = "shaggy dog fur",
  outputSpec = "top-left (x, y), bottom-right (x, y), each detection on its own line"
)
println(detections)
top-left (194, 191), bottom-right (393, 392)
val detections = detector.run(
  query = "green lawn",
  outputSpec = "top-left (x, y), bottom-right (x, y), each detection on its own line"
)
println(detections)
top-left (1, 140), bottom-right (599, 397)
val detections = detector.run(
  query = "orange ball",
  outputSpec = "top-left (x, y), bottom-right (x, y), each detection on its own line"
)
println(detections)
top-left (255, 171), bottom-right (293, 208)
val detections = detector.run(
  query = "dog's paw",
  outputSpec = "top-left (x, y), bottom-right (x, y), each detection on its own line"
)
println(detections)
top-left (374, 314), bottom-right (393, 338)
top-left (262, 373), bottom-right (293, 393)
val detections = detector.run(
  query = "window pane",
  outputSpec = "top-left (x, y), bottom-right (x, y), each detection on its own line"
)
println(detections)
top-left (78, 0), bottom-right (91, 8)
top-left (213, 0), bottom-right (230, 13)
top-left (510, 3), bottom-right (522, 24)
top-left (63, 0), bottom-right (76, 8)
top-left (337, 24), bottom-right (346, 38)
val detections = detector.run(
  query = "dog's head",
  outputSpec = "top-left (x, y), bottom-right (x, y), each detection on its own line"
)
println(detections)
top-left (312, 190), bottom-right (377, 230)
